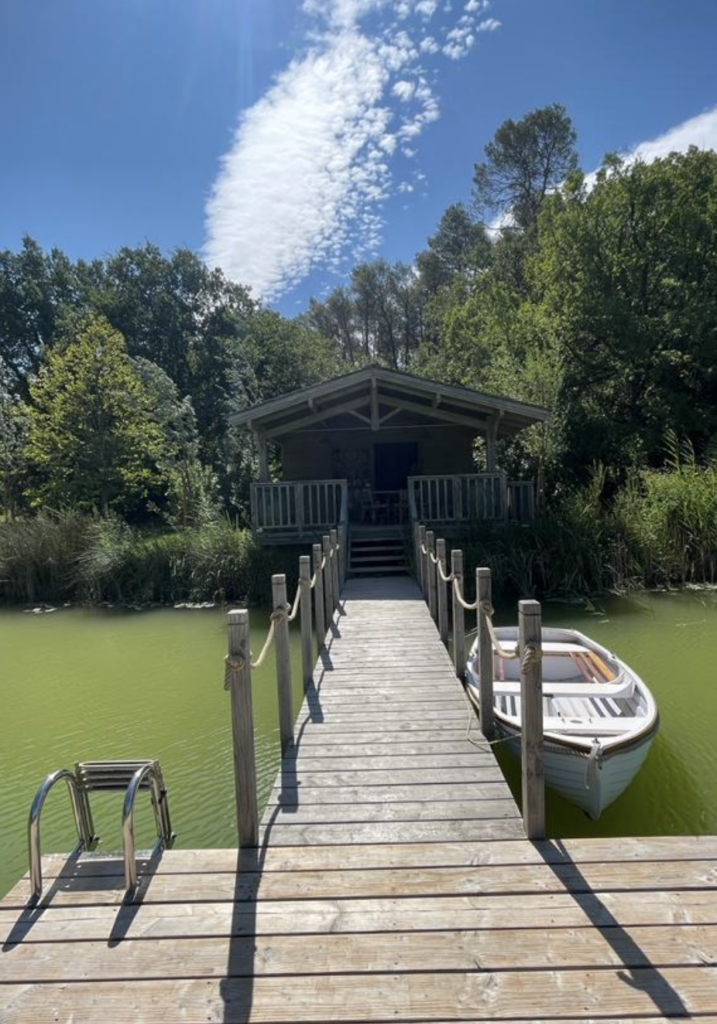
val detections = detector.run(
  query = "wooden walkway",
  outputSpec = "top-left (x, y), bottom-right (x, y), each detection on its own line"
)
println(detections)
top-left (2, 576), bottom-right (717, 1022)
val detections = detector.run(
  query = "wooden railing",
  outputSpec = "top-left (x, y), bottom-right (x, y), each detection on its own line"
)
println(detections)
top-left (408, 473), bottom-right (508, 523)
top-left (251, 479), bottom-right (348, 536)
top-left (508, 480), bottom-right (535, 523)
top-left (412, 522), bottom-right (545, 840)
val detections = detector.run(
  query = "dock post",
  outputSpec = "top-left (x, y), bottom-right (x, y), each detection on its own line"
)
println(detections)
top-left (338, 523), bottom-right (347, 586)
top-left (323, 534), bottom-right (334, 627)
top-left (312, 542), bottom-right (325, 655)
top-left (419, 525), bottom-right (427, 602)
top-left (226, 609), bottom-right (258, 847)
top-left (426, 530), bottom-right (437, 622)
top-left (436, 538), bottom-right (449, 646)
top-left (519, 598), bottom-right (545, 839)
top-left (414, 524), bottom-right (423, 591)
top-left (330, 528), bottom-right (341, 608)
top-left (477, 568), bottom-right (495, 741)
top-left (451, 549), bottom-right (465, 679)
top-left (272, 574), bottom-right (294, 755)
top-left (299, 555), bottom-right (313, 690)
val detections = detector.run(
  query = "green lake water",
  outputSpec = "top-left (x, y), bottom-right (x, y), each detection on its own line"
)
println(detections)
top-left (2, 588), bottom-right (717, 898)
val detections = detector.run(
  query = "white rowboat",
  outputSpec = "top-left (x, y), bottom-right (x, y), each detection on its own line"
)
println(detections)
top-left (465, 626), bottom-right (659, 820)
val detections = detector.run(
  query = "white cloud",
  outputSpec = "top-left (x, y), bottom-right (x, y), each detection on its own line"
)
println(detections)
top-left (204, 0), bottom-right (496, 299)
top-left (419, 35), bottom-right (440, 53)
top-left (416, 0), bottom-right (438, 17)
top-left (464, 0), bottom-right (487, 10)
top-left (443, 23), bottom-right (476, 59)
top-left (476, 16), bottom-right (501, 31)
top-left (392, 79), bottom-right (416, 102)
top-left (584, 104), bottom-right (717, 189)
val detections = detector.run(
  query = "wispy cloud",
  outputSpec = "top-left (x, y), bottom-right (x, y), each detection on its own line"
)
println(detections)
top-left (204, 0), bottom-right (501, 300)
top-left (584, 103), bottom-right (717, 188)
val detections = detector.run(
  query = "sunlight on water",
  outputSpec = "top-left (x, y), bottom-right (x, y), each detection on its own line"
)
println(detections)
top-left (1, 589), bottom-right (717, 897)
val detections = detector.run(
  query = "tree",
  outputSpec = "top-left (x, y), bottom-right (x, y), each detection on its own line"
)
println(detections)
top-left (96, 244), bottom-right (255, 467)
top-left (307, 288), bottom-right (358, 363)
top-left (533, 148), bottom-right (717, 472)
top-left (473, 103), bottom-right (578, 229)
top-left (416, 202), bottom-right (491, 293)
top-left (25, 317), bottom-right (170, 515)
top-left (0, 237), bottom-right (100, 397)
top-left (131, 357), bottom-right (219, 527)
top-left (0, 367), bottom-right (27, 517)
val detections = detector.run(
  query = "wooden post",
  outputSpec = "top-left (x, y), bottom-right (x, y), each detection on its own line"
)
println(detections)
top-left (272, 574), bottom-right (293, 755)
top-left (338, 523), bottom-right (348, 586)
top-left (330, 528), bottom-right (340, 608)
top-left (426, 530), bottom-right (437, 622)
top-left (322, 534), bottom-right (334, 627)
top-left (414, 524), bottom-right (423, 591)
top-left (418, 525), bottom-right (427, 601)
top-left (477, 567), bottom-right (495, 741)
top-left (436, 538), bottom-right (449, 646)
top-left (256, 432), bottom-right (269, 482)
top-left (312, 542), bottom-right (325, 656)
top-left (299, 555), bottom-right (313, 690)
top-left (451, 549), bottom-right (465, 679)
top-left (226, 610), bottom-right (258, 847)
top-left (519, 598), bottom-right (545, 840)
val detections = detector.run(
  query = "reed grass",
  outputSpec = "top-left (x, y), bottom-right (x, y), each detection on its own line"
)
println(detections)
top-left (0, 512), bottom-right (299, 606)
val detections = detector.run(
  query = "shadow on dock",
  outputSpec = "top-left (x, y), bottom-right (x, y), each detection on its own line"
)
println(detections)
top-left (540, 840), bottom-right (689, 1017)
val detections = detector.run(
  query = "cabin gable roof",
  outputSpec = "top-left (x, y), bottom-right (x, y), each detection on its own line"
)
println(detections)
top-left (230, 364), bottom-right (548, 438)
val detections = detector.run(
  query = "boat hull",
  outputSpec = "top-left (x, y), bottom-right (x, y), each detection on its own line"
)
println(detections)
top-left (492, 719), bottom-right (656, 820)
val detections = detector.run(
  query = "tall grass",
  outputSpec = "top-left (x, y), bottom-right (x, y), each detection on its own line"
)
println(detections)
top-left (463, 458), bottom-right (717, 600)
top-left (0, 513), bottom-right (299, 606)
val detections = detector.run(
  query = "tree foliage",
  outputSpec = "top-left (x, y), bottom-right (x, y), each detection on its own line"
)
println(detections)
top-left (472, 103), bottom-right (578, 229)
top-left (24, 317), bottom-right (170, 515)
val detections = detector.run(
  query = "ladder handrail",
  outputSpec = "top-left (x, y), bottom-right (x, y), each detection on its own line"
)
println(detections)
top-left (122, 761), bottom-right (174, 894)
top-left (28, 768), bottom-right (97, 900)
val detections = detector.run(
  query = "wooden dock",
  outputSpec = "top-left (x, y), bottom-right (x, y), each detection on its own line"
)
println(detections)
top-left (2, 576), bottom-right (717, 1022)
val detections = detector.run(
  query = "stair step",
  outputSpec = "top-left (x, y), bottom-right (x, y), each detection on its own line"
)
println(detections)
top-left (350, 566), bottom-right (409, 575)
top-left (352, 542), bottom-right (404, 550)
top-left (351, 554), bottom-right (406, 564)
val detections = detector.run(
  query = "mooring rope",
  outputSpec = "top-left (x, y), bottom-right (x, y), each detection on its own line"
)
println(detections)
top-left (437, 560), bottom-right (455, 583)
top-left (452, 576), bottom-right (479, 611)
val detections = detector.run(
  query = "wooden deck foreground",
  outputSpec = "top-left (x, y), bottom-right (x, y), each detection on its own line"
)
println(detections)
top-left (2, 576), bottom-right (717, 1022)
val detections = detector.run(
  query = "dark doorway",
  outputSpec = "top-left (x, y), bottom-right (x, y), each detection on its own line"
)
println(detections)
top-left (373, 442), bottom-right (418, 491)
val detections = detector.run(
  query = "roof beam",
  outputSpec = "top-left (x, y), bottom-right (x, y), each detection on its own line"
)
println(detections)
top-left (377, 392), bottom-right (490, 432)
top-left (263, 394), bottom-right (371, 439)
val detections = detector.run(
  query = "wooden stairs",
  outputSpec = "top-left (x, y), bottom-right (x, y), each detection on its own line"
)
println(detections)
top-left (349, 533), bottom-right (408, 576)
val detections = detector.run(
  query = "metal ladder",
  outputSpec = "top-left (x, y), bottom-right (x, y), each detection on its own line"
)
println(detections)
top-left (28, 759), bottom-right (175, 900)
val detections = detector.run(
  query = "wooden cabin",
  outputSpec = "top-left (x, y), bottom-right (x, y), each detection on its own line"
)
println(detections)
top-left (231, 366), bottom-right (547, 561)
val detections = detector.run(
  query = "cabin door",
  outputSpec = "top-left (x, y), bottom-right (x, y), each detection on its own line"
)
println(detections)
top-left (373, 442), bottom-right (418, 491)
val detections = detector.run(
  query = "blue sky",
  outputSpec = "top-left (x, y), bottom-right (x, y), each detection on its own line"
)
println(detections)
top-left (2, 0), bottom-right (716, 315)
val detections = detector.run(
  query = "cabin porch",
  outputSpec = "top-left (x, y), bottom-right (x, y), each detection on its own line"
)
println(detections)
top-left (232, 365), bottom-right (547, 545)
top-left (249, 472), bottom-right (535, 544)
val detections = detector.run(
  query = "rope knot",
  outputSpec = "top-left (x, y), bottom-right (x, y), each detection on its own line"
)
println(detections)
top-left (270, 606), bottom-right (288, 623)
top-left (223, 653), bottom-right (245, 690)
top-left (520, 640), bottom-right (543, 673)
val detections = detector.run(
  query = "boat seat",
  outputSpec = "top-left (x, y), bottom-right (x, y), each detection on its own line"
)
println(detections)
top-left (491, 677), bottom-right (634, 700)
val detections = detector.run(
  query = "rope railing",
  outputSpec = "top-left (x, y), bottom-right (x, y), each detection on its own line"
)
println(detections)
top-left (452, 575), bottom-right (479, 611)
top-left (413, 521), bottom-right (546, 840)
top-left (437, 559), bottom-right (455, 584)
